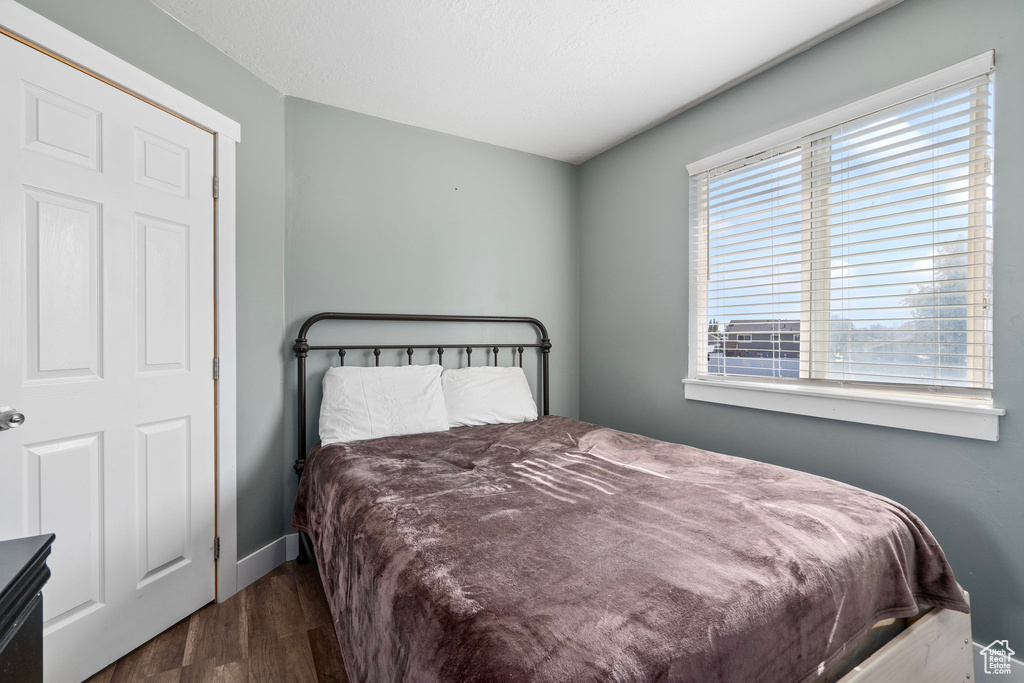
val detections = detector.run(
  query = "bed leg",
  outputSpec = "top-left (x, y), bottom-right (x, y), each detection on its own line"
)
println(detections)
top-left (297, 531), bottom-right (312, 565)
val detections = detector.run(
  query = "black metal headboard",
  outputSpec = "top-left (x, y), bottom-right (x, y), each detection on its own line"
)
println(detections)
top-left (291, 312), bottom-right (551, 478)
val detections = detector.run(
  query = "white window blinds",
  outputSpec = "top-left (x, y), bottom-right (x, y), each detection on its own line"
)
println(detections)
top-left (690, 67), bottom-right (993, 395)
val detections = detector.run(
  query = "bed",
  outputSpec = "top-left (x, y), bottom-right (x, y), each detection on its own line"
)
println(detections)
top-left (290, 312), bottom-right (974, 683)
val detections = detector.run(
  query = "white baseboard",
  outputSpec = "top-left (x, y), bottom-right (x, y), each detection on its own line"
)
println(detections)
top-left (235, 533), bottom-right (300, 591)
top-left (974, 641), bottom-right (1024, 682)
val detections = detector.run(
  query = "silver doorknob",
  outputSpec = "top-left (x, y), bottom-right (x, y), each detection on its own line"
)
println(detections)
top-left (0, 408), bottom-right (25, 430)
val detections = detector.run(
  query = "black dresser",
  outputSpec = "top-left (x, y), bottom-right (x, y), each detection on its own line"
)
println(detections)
top-left (0, 535), bottom-right (55, 683)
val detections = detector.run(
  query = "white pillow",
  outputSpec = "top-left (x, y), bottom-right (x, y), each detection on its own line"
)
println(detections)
top-left (319, 364), bottom-right (449, 445)
top-left (441, 366), bottom-right (539, 427)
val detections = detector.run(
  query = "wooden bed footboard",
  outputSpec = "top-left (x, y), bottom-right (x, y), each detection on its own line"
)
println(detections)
top-left (839, 597), bottom-right (973, 683)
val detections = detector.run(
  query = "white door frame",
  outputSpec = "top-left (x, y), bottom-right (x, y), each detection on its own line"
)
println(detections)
top-left (0, 0), bottom-right (241, 601)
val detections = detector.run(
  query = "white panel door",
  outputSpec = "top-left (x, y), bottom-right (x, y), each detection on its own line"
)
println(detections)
top-left (0, 35), bottom-right (216, 683)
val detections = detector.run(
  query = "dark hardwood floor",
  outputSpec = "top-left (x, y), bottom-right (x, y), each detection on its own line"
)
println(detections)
top-left (85, 561), bottom-right (347, 683)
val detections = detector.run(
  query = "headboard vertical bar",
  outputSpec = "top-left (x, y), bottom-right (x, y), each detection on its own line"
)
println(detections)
top-left (339, 349), bottom-right (346, 366)
top-left (292, 339), bottom-right (309, 477)
top-left (374, 348), bottom-right (381, 366)
top-left (407, 348), bottom-right (414, 365)
top-left (466, 347), bottom-right (473, 366)
top-left (493, 347), bottom-right (498, 366)
top-left (541, 338), bottom-right (551, 416)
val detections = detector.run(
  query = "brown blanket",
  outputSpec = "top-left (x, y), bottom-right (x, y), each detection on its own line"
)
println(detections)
top-left (292, 416), bottom-right (968, 683)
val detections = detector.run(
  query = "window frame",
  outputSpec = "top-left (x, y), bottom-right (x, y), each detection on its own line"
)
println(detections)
top-left (684, 52), bottom-right (1004, 441)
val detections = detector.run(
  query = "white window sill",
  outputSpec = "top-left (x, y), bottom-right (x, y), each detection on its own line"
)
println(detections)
top-left (682, 378), bottom-right (1004, 441)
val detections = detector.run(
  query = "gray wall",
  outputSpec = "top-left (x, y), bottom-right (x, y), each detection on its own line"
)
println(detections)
top-left (284, 98), bottom-right (580, 515)
top-left (578, 0), bottom-right (1023, 645)
top-left (17, 0), bottom-right (288, 558)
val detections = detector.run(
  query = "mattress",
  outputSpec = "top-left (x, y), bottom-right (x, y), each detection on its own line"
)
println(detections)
top-left (292, 416), bottom-right (968, 683)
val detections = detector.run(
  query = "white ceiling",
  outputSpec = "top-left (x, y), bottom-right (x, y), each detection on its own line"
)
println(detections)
top-left (152, 0), bottom-right (900, 164)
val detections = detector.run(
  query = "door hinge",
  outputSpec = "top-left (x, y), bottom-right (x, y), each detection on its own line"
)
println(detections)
top-left (212, 357), bottom-right (220, 381)
top-left (214, 536), bottom-right (220, 562)
top-left (212, 175), bottom-right (219, 199)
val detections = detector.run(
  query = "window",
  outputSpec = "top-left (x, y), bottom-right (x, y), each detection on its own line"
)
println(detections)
top-left (736, 334), bottom-right (752, 342)
top-left (686, 54), bottom-right (1003, 440)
